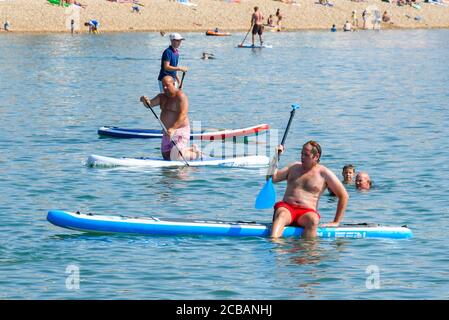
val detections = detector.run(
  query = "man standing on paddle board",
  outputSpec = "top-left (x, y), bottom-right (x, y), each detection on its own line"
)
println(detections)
top-left (251, 6), bottom-right (264, 46)
top-left (158, 33), bottom-right (188, 92)
top-left (271, 141), bottom-right (349, 238)
top-left (140, 76), bottom-right (201, 161)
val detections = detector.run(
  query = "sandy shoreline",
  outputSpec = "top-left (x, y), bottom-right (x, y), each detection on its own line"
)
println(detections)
top-left (0, 0), bottom-right (448, 33)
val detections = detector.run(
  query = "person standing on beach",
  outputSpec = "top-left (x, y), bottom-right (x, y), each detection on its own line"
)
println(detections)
top-left (351, 10), bottom-right (358, 27)
top-left (275, 8), bottom-right (283, 32)
top-left (70, 19), bottom-right (75, 35)
top-left (251, 6), bottom-right (264, 46)
top-left (158, 33), bottom-right (188, 92)
top-left (362, 9), bottom-right (368, 29)
top-left (270, 141), bottom-right (349, 238)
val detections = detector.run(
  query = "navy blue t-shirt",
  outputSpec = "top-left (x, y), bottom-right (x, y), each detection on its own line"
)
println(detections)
top-left (158, 46), bottom-right (179, 81)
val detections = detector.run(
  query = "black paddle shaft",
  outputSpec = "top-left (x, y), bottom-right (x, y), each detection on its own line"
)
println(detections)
top-left (277, 108), bottom-right (297, 159)
top-left (179, 72), bottom-right (186, 89)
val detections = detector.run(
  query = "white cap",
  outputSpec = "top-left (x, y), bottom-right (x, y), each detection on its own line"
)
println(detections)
top-left (169, 33), bottom-right (185, 41)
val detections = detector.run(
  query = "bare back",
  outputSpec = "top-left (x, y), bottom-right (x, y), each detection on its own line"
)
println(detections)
top-left (252, 11), bottom-right (264, 25)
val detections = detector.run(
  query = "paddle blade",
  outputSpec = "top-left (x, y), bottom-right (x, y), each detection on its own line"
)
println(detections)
top-left (255, 178), bottom-right (276, 209)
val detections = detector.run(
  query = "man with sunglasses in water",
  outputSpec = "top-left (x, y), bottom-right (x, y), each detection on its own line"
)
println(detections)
top-left (270, 141), bottom-right (349, 239)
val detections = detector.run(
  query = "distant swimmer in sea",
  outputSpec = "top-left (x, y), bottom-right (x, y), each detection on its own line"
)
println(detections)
top-left (201, 52), bottom-right (215, 60)
top-left (328, 164), bottom-right (356, 196)
top-left (140, 76), bottom-right (202, 161)
top-left (355, 171), bottom-right (372, 191)
top-left (331, 24), bottom-right (337, 32)
top-left (342, 164), bottom-right (356, 184)
top-left (160, 31), bottom-right (166, 36)
top-left (251, 6), bottom-right (265, 46)
top-left (270, 141), bottom-right (349, 238)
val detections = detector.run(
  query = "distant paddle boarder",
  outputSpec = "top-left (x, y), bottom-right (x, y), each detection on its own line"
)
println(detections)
top-left (270, 141), bottom-right (349, 238)
top-left (251, 6), bottom-right (264, 47)
top-left (140, 76), bottom-right (202, 161)
top-left (158, 33), bottom-right (188, 92)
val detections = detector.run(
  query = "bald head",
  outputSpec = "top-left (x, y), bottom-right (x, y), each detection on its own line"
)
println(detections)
top-left (355, 172), bottom-right (371, 190)
top-left (162, 75), bottom-right (175, 86)
top-left (161, 76), bottom-right (177, 96)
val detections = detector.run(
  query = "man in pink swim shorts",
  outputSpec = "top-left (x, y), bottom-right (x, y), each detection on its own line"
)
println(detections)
top-left (140, 76), bottom-right (201, 161)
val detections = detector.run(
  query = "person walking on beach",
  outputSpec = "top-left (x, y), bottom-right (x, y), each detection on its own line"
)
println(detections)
top-left (251, 6), bottom-right (264, 46)
top-left (140, 76), bottom-right (201, 161)
top-left (270, 141), bottom-right (349, 238)
top-left (158, 33), bottom-right (188, 92)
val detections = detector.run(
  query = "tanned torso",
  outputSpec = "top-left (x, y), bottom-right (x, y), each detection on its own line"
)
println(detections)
top-left (158, 91), bottom-right (189, 129)
top-left (282, 162), bottom-right (328, 209)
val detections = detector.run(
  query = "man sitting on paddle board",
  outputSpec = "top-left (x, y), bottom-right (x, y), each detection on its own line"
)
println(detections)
top-left (271, 141), bottom-right (349, 238)
top-left (140, 76), bottom-right (201, 161)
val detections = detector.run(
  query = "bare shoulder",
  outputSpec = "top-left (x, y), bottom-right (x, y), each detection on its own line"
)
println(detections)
top-left (287, 161), bottom-right (303, 173)
top-left (177, 90), bottom-right (188, 101)
top-left (319, 164), bottom-right (337, 178)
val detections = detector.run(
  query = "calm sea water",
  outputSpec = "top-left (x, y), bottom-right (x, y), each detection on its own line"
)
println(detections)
top-left (0, 29), bottom-right (448, 299)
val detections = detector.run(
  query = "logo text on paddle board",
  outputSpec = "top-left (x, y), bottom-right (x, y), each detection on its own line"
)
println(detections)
top-left (65, 264), bottom-right (80, 290)
top-left (176, 303), bottom-right (272, 317)
top-left (365, 265), bottom-right (380, 289)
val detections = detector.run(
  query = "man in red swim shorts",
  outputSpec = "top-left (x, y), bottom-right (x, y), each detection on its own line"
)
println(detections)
top-left (271, 141), bottom-right (349, 239)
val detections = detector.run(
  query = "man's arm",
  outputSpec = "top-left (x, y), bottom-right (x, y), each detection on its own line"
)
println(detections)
top-left (322, 168), bottom-right (349, 227)
top-left (140, 94), bottom-right (162, 109)
top-left (271, 144), bottom-right (291, 183)
top-left (271, 165), bottom-right (290, 183)
top-left (163, 60), bottom-right (188, 73)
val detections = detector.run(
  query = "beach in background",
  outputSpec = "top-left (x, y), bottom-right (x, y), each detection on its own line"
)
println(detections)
top-left (0, 0), bottom-right (449, 33)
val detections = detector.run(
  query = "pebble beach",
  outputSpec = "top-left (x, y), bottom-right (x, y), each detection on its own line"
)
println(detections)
top-left (1, 0), bottom-right (449, 33)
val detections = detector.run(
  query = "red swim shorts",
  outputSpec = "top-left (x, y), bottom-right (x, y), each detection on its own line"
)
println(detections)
top-left (274, 201), bottom-right (320, 226)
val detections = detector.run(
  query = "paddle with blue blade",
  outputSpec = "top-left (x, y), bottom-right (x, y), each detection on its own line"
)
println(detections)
top-left (255, 104), bottom-right (300, 209)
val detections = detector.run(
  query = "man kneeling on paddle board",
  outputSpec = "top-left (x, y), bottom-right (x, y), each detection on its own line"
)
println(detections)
top-left (140, 76), bottom-right (202, 161)
top-left (271, 141), bottom-right (349, 238)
